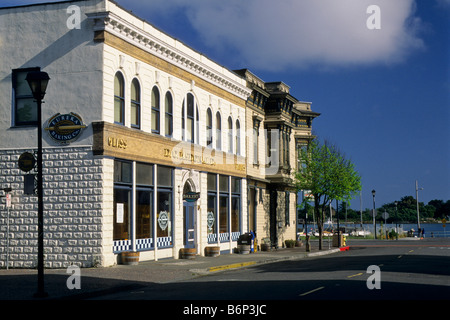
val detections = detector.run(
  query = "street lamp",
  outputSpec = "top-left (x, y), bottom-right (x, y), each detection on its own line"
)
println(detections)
top-left (26, 70), bottom-right (50, 298)
top-left (415, 180), bottom-right (423, 236)
top-left (394, 201), bottom-right (398, 240)
top-left (372, 189), bottom-right (377, 239)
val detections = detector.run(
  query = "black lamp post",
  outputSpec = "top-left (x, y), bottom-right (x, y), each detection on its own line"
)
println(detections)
top-left (26, 70), bottom-right (50, 298)
top-left (372, 189), bottom-right (377, 239)
top-left (394, 201), bottom-right (398, 240)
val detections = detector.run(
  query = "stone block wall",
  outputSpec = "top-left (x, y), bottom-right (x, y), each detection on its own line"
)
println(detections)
top-left (0, 146), bottom-right (104, 268)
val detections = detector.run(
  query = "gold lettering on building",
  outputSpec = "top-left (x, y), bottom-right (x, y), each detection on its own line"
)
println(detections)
top-left (108, 137), bottom-right (128, 149)
top-left (163, 148), bottom-right (215, 166)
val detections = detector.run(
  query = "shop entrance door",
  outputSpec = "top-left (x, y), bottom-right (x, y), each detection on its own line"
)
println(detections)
top-left (183, 201), bottom-right (195, 248)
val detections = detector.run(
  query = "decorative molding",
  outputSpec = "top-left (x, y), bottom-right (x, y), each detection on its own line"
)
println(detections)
top-left (87, 11), bottom-right (251, 101)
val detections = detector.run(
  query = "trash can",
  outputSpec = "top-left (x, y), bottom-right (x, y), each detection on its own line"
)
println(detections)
top-left (332, 233), bottom-right (344, 247)
top-left (238, 232), bottom-right (254, 254)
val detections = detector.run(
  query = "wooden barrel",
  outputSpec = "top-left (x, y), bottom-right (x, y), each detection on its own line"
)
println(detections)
top-left (205, 246), bottom-right (220, 257)
top-left (261, 243), bottom-right (270, 251)
top-left (238, 244), bottom-right (250, 254)
top-left (119, 251), bottom-right (139, 265)
top-left (180, 248), bottom-right (196, 259)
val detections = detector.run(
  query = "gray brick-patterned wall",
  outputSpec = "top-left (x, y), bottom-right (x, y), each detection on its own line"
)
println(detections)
top-left (0, 146), bottom-right (104, 269)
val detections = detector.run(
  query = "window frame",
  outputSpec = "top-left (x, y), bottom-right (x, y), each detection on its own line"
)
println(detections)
top-left (12, 67), bottom-right (41, 127)
top-left (164, 91), bottom-right (173, 138)
top-left (130, 78), bottom-right (141, 129)
top-left (151, 86), bottom-right (160, 134)
top-left (114, 71), bottom-right (125, 125)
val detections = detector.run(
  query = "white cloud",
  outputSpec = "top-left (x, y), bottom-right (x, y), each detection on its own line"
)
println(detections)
top-left (126, 0), bottom-right (425, 71)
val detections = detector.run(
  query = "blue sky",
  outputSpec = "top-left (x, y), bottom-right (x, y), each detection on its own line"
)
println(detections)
top-left (2, 0), bottom-right (449, 210)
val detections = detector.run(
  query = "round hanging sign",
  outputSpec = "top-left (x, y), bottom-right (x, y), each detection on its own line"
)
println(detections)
top-left (45, 113), bottom-right (86, 144)
top-left (18, 152), bottom-right (36, 172)
top-left (158, 211), bottom-right (169, 231)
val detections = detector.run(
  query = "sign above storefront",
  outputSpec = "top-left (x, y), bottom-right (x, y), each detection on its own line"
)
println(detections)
top-left (45, 113), bottom-right (86, 144)
top-left (183, 192), bottom-right (200, 202)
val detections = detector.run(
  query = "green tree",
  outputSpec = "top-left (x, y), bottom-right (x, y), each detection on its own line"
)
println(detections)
top-left (295, 138), bottom-right (361, 249)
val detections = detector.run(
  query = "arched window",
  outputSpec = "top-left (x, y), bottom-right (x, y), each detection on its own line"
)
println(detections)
top-left (216, 112), bottom-right (221, 150)
top-left (114, 72), bottom-right (125, 125)
top-left (236, 119), bottom-right (241, 155)
top-left (206, 108), bottom-right (213, 148)
top-left (165, 92), bottom-right (173, 137)
top-left (130, 78), bottom-right (140, 129)
top-left (151, 86), bottom-right (160, 134)
top-left (228, 116), bottom-right (233, 153)
top-left (182, 93), bottom-right (198, 143)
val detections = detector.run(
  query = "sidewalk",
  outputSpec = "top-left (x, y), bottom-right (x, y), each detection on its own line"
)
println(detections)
top-left (0, 241), bottom-right (340, 300)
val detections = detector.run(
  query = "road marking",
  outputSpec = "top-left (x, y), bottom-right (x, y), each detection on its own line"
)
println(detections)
top-left (398, 255), bottom-right (402, 258)
top-left (208, 261), bottom-right (257, 272)
top-left (347, 272), bottom-right (363, 278)
top-left (408, 250), bottom-right (414, 253)
top-left (299, 286), bottom-right (325, 296)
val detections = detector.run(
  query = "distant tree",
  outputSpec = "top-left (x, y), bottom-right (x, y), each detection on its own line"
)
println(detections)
top-left (295, 138), bottom-right (361, 250)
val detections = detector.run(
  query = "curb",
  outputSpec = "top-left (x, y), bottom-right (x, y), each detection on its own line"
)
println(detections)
top-left (190, 248), bottom-right (341, 275)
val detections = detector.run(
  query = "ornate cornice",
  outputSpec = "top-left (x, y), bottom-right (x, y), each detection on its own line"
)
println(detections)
top-left (87, 11), bottom-right (252, 101)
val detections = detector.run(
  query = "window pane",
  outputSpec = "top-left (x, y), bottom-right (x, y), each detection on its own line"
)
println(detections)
top-left (206, 109), bottom-right (213, 147)
top-left (114, 160), bottom-right (132, 183)
top-left (114, 73), bottom-right (124, 124)
top-left (207, 173), bottom-right (216, 192)
top-left (131, 102), bottom-right (138, 127)
top-left (228, 117), bottom-right (233, 153)
top-left (131, 79), bottom-right (139, 101)
top-left (207, 195), bottom-right (217, 235)
top-left (186, 117), bottom-right (193, 142)
top-left (187, 93), bottom-right (194, 117)
top-left (113, 188), bottom-right (130, 241)
top-left (136, 190), bottom-right (152, 239)
top-left (14, 71), bottom-right (33, 96)
top-left (216, 112), bottom-right (221, 150)
top-left (114, 73), bottom-right (124, 96)
top-left (231, 196), bottom-right (240, 233)
top-left (152, 109), bottom-right (159, 132)
top-left (231, 177), bottom-right (240, 193)
top-left (136, 162), bottom-right (153, 185)
top-left (152, 87), bottom-right (160, 133)
top-left (15, 98), bottom-right (37, 124)
top-left (219, 195), bottom-right (229, 233)
top-left (157, 191), bottom-right (172, 238)
top-left (219, 175), bottom-right (228, 192)
top-left (165, 92), bottom-right (173, 137)
top-left (157, 166), bottom-right (173, 187)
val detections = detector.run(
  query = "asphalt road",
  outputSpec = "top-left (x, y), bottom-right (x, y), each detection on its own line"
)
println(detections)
top-left (93, 238), bottom-right (450, 301)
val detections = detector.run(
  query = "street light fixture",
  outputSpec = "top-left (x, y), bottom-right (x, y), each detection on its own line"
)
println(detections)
top-left (372, 189), bottom-right (377, 239)
top-left (26, 70), bottom-right (50, 298)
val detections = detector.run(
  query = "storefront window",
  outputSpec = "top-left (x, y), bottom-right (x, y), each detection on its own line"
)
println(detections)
top-left (207, 173), bottom-right (217, 242)
top-left (136, 189), bottom-right (152, 239)
top-left (219, 195), bottom-right (229, 234)
top-left (157, 190), bottom-right (172, 238)
top-left (136, 162), bottom-right (153, 240)
top-left (113, 160), bottom-right (132, 242)
top-left (157, 165), bottom-right (173, 246)
top-left (231, 177), bottom-right (241, 233)
top-left (113, 187), bottom-right (131, 241)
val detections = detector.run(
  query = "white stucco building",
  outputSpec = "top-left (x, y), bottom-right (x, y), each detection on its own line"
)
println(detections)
top-left (0, 0), bottom-right (318, 268)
